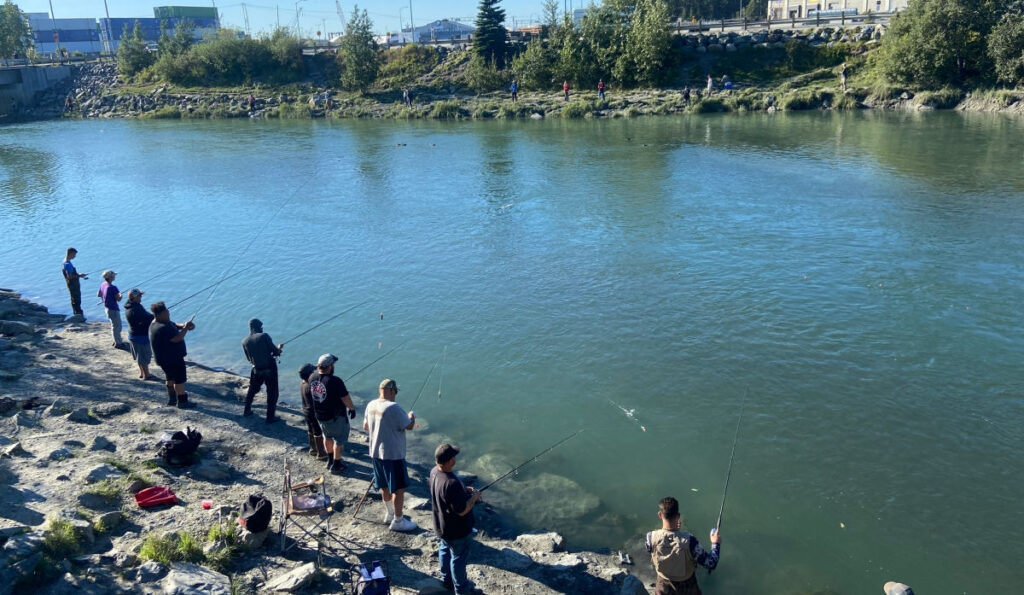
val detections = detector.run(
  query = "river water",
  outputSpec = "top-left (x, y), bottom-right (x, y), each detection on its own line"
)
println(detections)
top-left (1, 112), bottom-right (1022, 593)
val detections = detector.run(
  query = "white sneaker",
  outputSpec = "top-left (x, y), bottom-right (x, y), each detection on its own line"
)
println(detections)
top-left (383, 509), bottom-right (395, 524)
top-left (389, 516), bottom-right (418, 532)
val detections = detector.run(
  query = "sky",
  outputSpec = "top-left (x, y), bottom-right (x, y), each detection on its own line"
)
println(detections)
top-left (14, 1), bottom-right (587, 36)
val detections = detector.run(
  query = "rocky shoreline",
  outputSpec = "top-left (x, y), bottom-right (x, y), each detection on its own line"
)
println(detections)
top-left (0, 290), bottom-right (651, 594)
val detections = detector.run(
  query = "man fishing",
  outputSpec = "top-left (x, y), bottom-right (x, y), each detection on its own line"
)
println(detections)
top-left (97, 270), bottom-right (125, 349)
top-left (645, 497), bottom-right (721, 595)
top-left (308, 353), bottom-right (356, 474)
top-left (61, 247), bottom-right (87, 319)
top-left (241, 318), bottom-right (283, 423)
top-left (363, 378), bottom-right (417, 532)
top-left (149, 301), bottom-right (196, 409)
top-left (124, 289), bottom-right (155, 380)
top-left (429, 443), bottom-right (483, 594)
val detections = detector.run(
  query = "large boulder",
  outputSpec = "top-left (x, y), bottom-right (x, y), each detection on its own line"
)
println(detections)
top-left (162, 562), bottom-right (230, 595)
top-left (264, 562), bottom-right (317, 592)
top-left (0, 321), bottom-right (33, 336)
top-left (515, 532), bottom-right (565, 554)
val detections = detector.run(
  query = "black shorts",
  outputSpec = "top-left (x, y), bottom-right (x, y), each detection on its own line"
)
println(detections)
top-left (160, 360), bottom-right (187, 384)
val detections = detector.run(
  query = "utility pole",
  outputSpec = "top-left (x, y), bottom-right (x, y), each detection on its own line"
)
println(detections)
top-left (277, 5), bottom-right (280, 30)
top-left (408, 0), bottom-right (415, 43)
top-left (242, 3), bottom-right (250, 36)
top-left (102, 0), bottom-right (112, 54)
top-left (47, 0), bottom-right (62, 57)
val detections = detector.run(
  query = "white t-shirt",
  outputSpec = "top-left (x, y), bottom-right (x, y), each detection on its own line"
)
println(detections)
top-left (364, 399), bottom-right (408, 460)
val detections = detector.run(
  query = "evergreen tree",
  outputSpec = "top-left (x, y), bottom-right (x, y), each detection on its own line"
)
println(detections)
top-left (340, 6), bottom-right (378, 92)
top-left (988, 0), bottom-right (1024, 85)
top-left (472, 0), bottom-right (508, 69)
top-left (117, 21), bottom-right (155, 77)
top-left (0, 1), bottom-right (32, 61)
top-left (622, 0), bottom-right (672, 87)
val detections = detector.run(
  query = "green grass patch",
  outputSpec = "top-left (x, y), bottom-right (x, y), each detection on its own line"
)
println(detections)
top-left (429, 100), bottom-right (466, 120)
top-left (694, 98), bottom-right (728, 113)
top-left (275, 102), bottom-right (309, 119)
top-left (104, 458), bottom-right (133, 474)
top-left (41, 518), bottom-right (86, 560)
top-left (561, 100), bottom-right (595, 119)
top-left (143, 106), bottom-right (182, 119)
top-left (204, 520), bottom-right (241, 574)
top-left (84, 479), bottom-right (122, 503)
top-left (139, 532), bottom-right (204, 566)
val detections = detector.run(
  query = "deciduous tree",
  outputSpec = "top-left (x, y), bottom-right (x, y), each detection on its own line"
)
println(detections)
top-left (0, 1), bottom-right (32, 61)
top-left (339, 6), bottom-right (379, 92)
top-left (988, 0), bottom-right (1024, 86)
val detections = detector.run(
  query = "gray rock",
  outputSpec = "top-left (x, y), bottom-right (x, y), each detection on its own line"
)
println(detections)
top-left (66, 407), bottom-right (95, 424)
top-left (96, 510), bottom-right (122, 529)
top-left (404, 494), bottom-right (430, 511)
top-left (515, 531), bottom-right (565, 553)
top-left (43, 400), bottom-right (71, 417)
top-left (68, 519), bottom-right (95, 544)
top-left (91, 402), bottom-right (130, 418)
top-left (1, 442), bottom-right (27, 458)
top-left (49, 448), bottom-right (73, 461)
top-left (621, 574), bottom-right (648, 595)
top-left (162, 562), bottom-right (230, 594)
top-left (137, 560), bottom-right (167, 583)
top-left (8, 551), bottom-right (42, 582)
top-left (191, 460), bottom-right (231, 482)
top-left (88, 435), bottom-right (115, 452)
top-left (3, 529), bottom-right (45, 558)
top-left (0, 525), bottom-right (28, 539)
top-left (536, 552), bottom-right (584, 569)
top-left (239, 528), bottom-right (268, 550)
top-left (499, 547), bottom-right (533, 570)
top-left (127, 479), bottom-right (148, 494)
top-left (77, 492), bottom-right (117, 510)
top-left (530, 112), bottom-right (543, 119)
top-left (264, 562), bottom-right (317, 592)
top-left (85, 464), bottom-right (123, 483)
top-left (0, 321), bottom-right (33, 336)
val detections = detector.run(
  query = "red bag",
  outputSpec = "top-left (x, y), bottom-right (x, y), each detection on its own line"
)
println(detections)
top-left (134, 486), bottom-right (178, 508)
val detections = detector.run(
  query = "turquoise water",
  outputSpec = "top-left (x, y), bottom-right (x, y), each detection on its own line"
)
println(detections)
top-left (1, 113), bottom-right (1022, 593)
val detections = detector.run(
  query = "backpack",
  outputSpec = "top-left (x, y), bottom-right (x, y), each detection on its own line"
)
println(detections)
top-left (238, 493), bottom-right (273, 533)
top-left (158, 426), bottom-right (202, 466)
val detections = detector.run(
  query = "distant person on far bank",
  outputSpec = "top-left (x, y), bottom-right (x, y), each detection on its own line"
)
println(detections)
top-left (722, 75), bottom-right (732, 93)
top-left (149, 301), bottom-right (195, 409)
top-left (124, 288), bottom-right (155, 380)
top-left (598, 79), bottom-right (606, 101)
top-left (683, 86), bottom-right (691, 104)
top-left (309, 353), bottom-right (357, 474)
top-left (563, 80), bottom-right (571, 101)
top-left (839, 62), bottom-right (848, 92)
top-left (706, 74), bottom-right (714, 96)
top-left (645, 496), bottom-right (721, 595)
top-left (97, 270), bottom-right (126, 349)
top-left (299, 363), bottom-right (328, 460)
top-left (429, 443), bottom-right (483, 594)
top-left (403, 87), bottom-right (411, 106)
top-left (62, 247), bottom-right (87, 319)
top-left (242, 318), bottom-right (283, 423)
top-left (883, 582), bottom-right (914, 595)
top-left (364, 378), bottom-right (417, 532)
top-left (510, 80), bottom-right (518, 102)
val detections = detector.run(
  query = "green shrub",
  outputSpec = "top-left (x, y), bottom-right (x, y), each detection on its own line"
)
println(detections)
top-left (379, 44), bottom-right (442, 87)
top-left (464, 57), bottom-right (506, 93)
top-left (276, 102), bottom-right (309, 119)
top-left (781, 89), bottom-right (834, 110)
top-left (914, 87), bottom-right (963, 109)
top-left (140, 532), bottom-right (204, 565)
top-left (429, 100), bottom-right (466, 119)
top-left (42, 519), bottom-right (85, 560)
top-left (833, 93), bottom-right (862, 110)
top-left (144, 106), bottom-right (182, 119)
top-left (694, 98), bottom-right (727, 113)
top-left (561, 100), bottom-right (594, 119)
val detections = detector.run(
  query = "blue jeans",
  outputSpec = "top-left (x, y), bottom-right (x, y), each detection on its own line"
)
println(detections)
top-left (439, 534), bottom-right (473, 593)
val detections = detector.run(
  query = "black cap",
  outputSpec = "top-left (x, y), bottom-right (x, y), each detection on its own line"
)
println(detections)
top-left (435, 443), bottom-right (460, 465)
top-left (298, 363), bottom-right (316, 381)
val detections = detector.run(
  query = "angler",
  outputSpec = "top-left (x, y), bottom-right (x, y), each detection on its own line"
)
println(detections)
top-left (645, 496), bottom-right (721, 595)
top-left (242, 318), bottom-right (283, 423)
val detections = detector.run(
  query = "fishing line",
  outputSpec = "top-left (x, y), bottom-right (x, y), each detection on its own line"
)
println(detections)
top-left (608, 398), bottom-right (647, 433)
top-left (279, 299), bottom-right (370, 346)
top-left (407, 351), bottom-right (443, 412)
top-left (95, 264), bottom-right (186, 306)
top-left (479, 429), bottom-right (584, 492)
top-left (436, 345), bottom-right (448, 402)
top-left (189, 173), bottom-right (318, 321)
top-left (166, 265), bottom-right (255, 309)
top-left (709, 386), bottom-right (748, 575)
top-left (345, 338), bottom-right (411, 383)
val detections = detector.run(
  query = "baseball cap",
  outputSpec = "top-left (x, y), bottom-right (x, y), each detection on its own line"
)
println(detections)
top-left (318, 353), bottom-right (338, 368)
top-left (379, 378), bottom-right (398, 391)
top-left (102, 269), bottom-right (116, 279)
top-left (128, 288), bottom-right (144, 298)
top-left (298, 363), bottom-right (316, 381)
top-left (883, 582), bottom-right (914, 595)
top-left (435, 443), bottom-right (460, 464)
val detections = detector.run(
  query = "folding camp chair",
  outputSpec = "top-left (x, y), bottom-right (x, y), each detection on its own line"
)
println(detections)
top-left (280, 458), bottom-right (346, 557)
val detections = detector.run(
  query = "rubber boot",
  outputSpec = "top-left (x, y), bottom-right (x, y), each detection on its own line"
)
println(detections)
top-left (176, 393), bottom-right (194, 409)
top-left (166, 386), bottom-right (177, 406)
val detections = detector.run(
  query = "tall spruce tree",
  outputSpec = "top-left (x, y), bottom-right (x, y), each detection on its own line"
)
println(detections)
top-left (472, 0), bottom-right (507, 69)
top-left (340, 6), bottom-right (378, 91)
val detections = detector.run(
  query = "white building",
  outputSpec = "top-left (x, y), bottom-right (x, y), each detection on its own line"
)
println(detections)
top-left (768, 0), bottom-right (908, 20)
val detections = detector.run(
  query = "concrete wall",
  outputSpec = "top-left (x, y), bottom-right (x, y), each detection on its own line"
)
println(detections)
top-left (0, 65), bottom-right (72, 117)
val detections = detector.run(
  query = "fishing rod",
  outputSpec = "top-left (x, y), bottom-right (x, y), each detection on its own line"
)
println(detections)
top-left (279, 300), bottom-right (370, 346)
top-left (345, 338), bottom-right (411, 383)
top-left (436, 345), bottom-right (447, 401)
top-left (189, 176), bottom-right (318, 322)
top-left (166, 264), bottom-right (255, 310)
top-left (709, 386), bottom-right (748, 575)
top-left (95, 264), bottom-right (186, 306)
top-left (479, 429), bottom-right (584, 492)
top-left (406, 351), bottom-right (443, 412)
